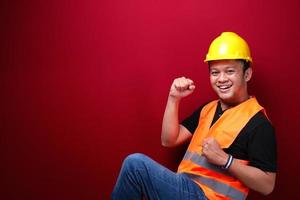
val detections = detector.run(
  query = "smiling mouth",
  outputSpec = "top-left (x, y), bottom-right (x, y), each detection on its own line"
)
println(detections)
top-left (217, 85), bottom-right (232, 92)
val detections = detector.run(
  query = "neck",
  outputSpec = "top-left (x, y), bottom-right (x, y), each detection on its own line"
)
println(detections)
top-left (220, 95), bottom-right (250, 111)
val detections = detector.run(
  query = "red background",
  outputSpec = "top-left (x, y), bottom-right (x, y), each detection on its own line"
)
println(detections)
top-left (2, 0), bottom-right (300, 199)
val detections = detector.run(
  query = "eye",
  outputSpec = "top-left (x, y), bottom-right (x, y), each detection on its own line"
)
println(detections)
top-left (226, 69), bottom-right (235, 74)
top-left (210, 71), bottom-right (219, 76)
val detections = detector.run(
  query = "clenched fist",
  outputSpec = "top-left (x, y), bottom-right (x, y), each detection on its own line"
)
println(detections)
top-left (169, 77), bottom-right (195, 100)
top-left (202, 137), bottom-right (229, 167)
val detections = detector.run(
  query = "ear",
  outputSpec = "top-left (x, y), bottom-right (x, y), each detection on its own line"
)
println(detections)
top-left (244, 67), bottom-right (252, 82)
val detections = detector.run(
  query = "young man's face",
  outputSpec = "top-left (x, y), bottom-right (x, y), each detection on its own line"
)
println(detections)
top-left (209, 60), bottom-right (252, 106)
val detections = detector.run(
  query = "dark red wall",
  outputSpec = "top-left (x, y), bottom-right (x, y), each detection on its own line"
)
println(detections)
top-left (2, 0), bottom-right (300, 199)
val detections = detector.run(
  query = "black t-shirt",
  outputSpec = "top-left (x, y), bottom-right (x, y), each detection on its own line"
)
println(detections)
top-left (181, 101), bottom-right (277, 172)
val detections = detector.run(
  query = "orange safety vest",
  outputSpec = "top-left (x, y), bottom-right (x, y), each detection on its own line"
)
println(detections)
top-left (178, 97), bottom-right (266, 200)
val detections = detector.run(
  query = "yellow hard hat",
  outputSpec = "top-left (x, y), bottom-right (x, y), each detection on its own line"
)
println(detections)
top-left (204, 32), bottom-right (252, 63)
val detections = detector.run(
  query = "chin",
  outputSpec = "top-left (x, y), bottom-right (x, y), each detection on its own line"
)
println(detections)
top-left (218, 95), bottom-right (237, 105)
top-left (217, 93), bottom-right (233, 101)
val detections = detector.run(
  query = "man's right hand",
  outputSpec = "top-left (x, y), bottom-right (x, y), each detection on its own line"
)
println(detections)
top-left (169, 77), bottom-right (195, 100)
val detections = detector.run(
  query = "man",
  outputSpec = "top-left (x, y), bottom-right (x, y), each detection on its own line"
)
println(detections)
top-left (111, 32), bottom-right (277, 200)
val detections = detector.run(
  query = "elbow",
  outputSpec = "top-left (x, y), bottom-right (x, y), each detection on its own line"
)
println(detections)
top-left (260, 180), bottom-right (275, 196)
top-left (161, 141), bottom-right (169, 147)
top-left (255, 172), bottom-right (276, 196)
top-left (261, 188), bottom-right (274, 196)
top-left (263, 184), bottom-right (275, 196)
top-left (161, 139), bottom-right (174, 147)
top-left (161, 135), bottom-right (176, 147)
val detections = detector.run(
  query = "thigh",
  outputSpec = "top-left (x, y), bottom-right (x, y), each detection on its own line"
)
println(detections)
top-left (127, 153), bottom-right (207, 200)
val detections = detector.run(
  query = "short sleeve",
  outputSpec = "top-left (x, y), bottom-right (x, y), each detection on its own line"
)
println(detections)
top-left (248, 120), bottom-right (277, 172)
top-left (181, 106), bottom-right (202, 134)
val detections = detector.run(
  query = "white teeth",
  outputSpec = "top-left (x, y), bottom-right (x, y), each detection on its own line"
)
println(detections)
top-left (219, 86), bottom-right (230, 89)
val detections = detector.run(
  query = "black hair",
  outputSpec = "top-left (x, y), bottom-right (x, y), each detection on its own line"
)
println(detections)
top-left (237, 59), bottom-right (250, 72)
top-left (208, 59), bottom-right (251, 73)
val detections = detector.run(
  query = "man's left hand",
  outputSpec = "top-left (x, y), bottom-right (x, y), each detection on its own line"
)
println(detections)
top-left (202, 137), bottom-right (229, 167)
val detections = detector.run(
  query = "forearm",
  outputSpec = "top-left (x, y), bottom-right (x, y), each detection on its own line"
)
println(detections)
top-left (229, 159), bottom-right (276, 195)
top-left (202, 138), bottom-right (276, 195)
top-left (161, 96), bottom-right (180, 147)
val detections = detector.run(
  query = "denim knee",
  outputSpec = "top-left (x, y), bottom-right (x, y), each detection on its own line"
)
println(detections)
top-left (123, 153), bottom-right (147, 170)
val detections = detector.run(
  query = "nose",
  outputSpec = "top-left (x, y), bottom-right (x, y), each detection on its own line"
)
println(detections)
top-left (217, 72), bottom-right (228, 83)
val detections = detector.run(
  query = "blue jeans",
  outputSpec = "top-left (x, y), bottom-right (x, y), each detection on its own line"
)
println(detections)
top-left (111, 153), bottom-right (207, 200)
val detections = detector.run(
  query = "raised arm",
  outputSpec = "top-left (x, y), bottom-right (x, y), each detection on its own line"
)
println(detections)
top-left (161, 77), bottom-right (195, 147)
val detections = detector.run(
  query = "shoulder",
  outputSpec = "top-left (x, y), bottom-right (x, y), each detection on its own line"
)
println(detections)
top-left (244, 111), bottom-right (274, 133)
top-left (187, 100), bottom-right (216, 118)
top-left (237, 111), bottom-right (276, 148)
top-left (244, 112), bottom-right (277, 172)
top-left (180, 100), bottom-right (215, 134)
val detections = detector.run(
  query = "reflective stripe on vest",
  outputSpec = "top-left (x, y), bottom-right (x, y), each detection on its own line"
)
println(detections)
top-left (182, 151), bottom-right (248, 199)
top-left (178, 97), bottom-right (266, 200)
top-left (184, 173), bottom-right (246, 200)
top-left (183, 151), bottom-right (231, 176)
